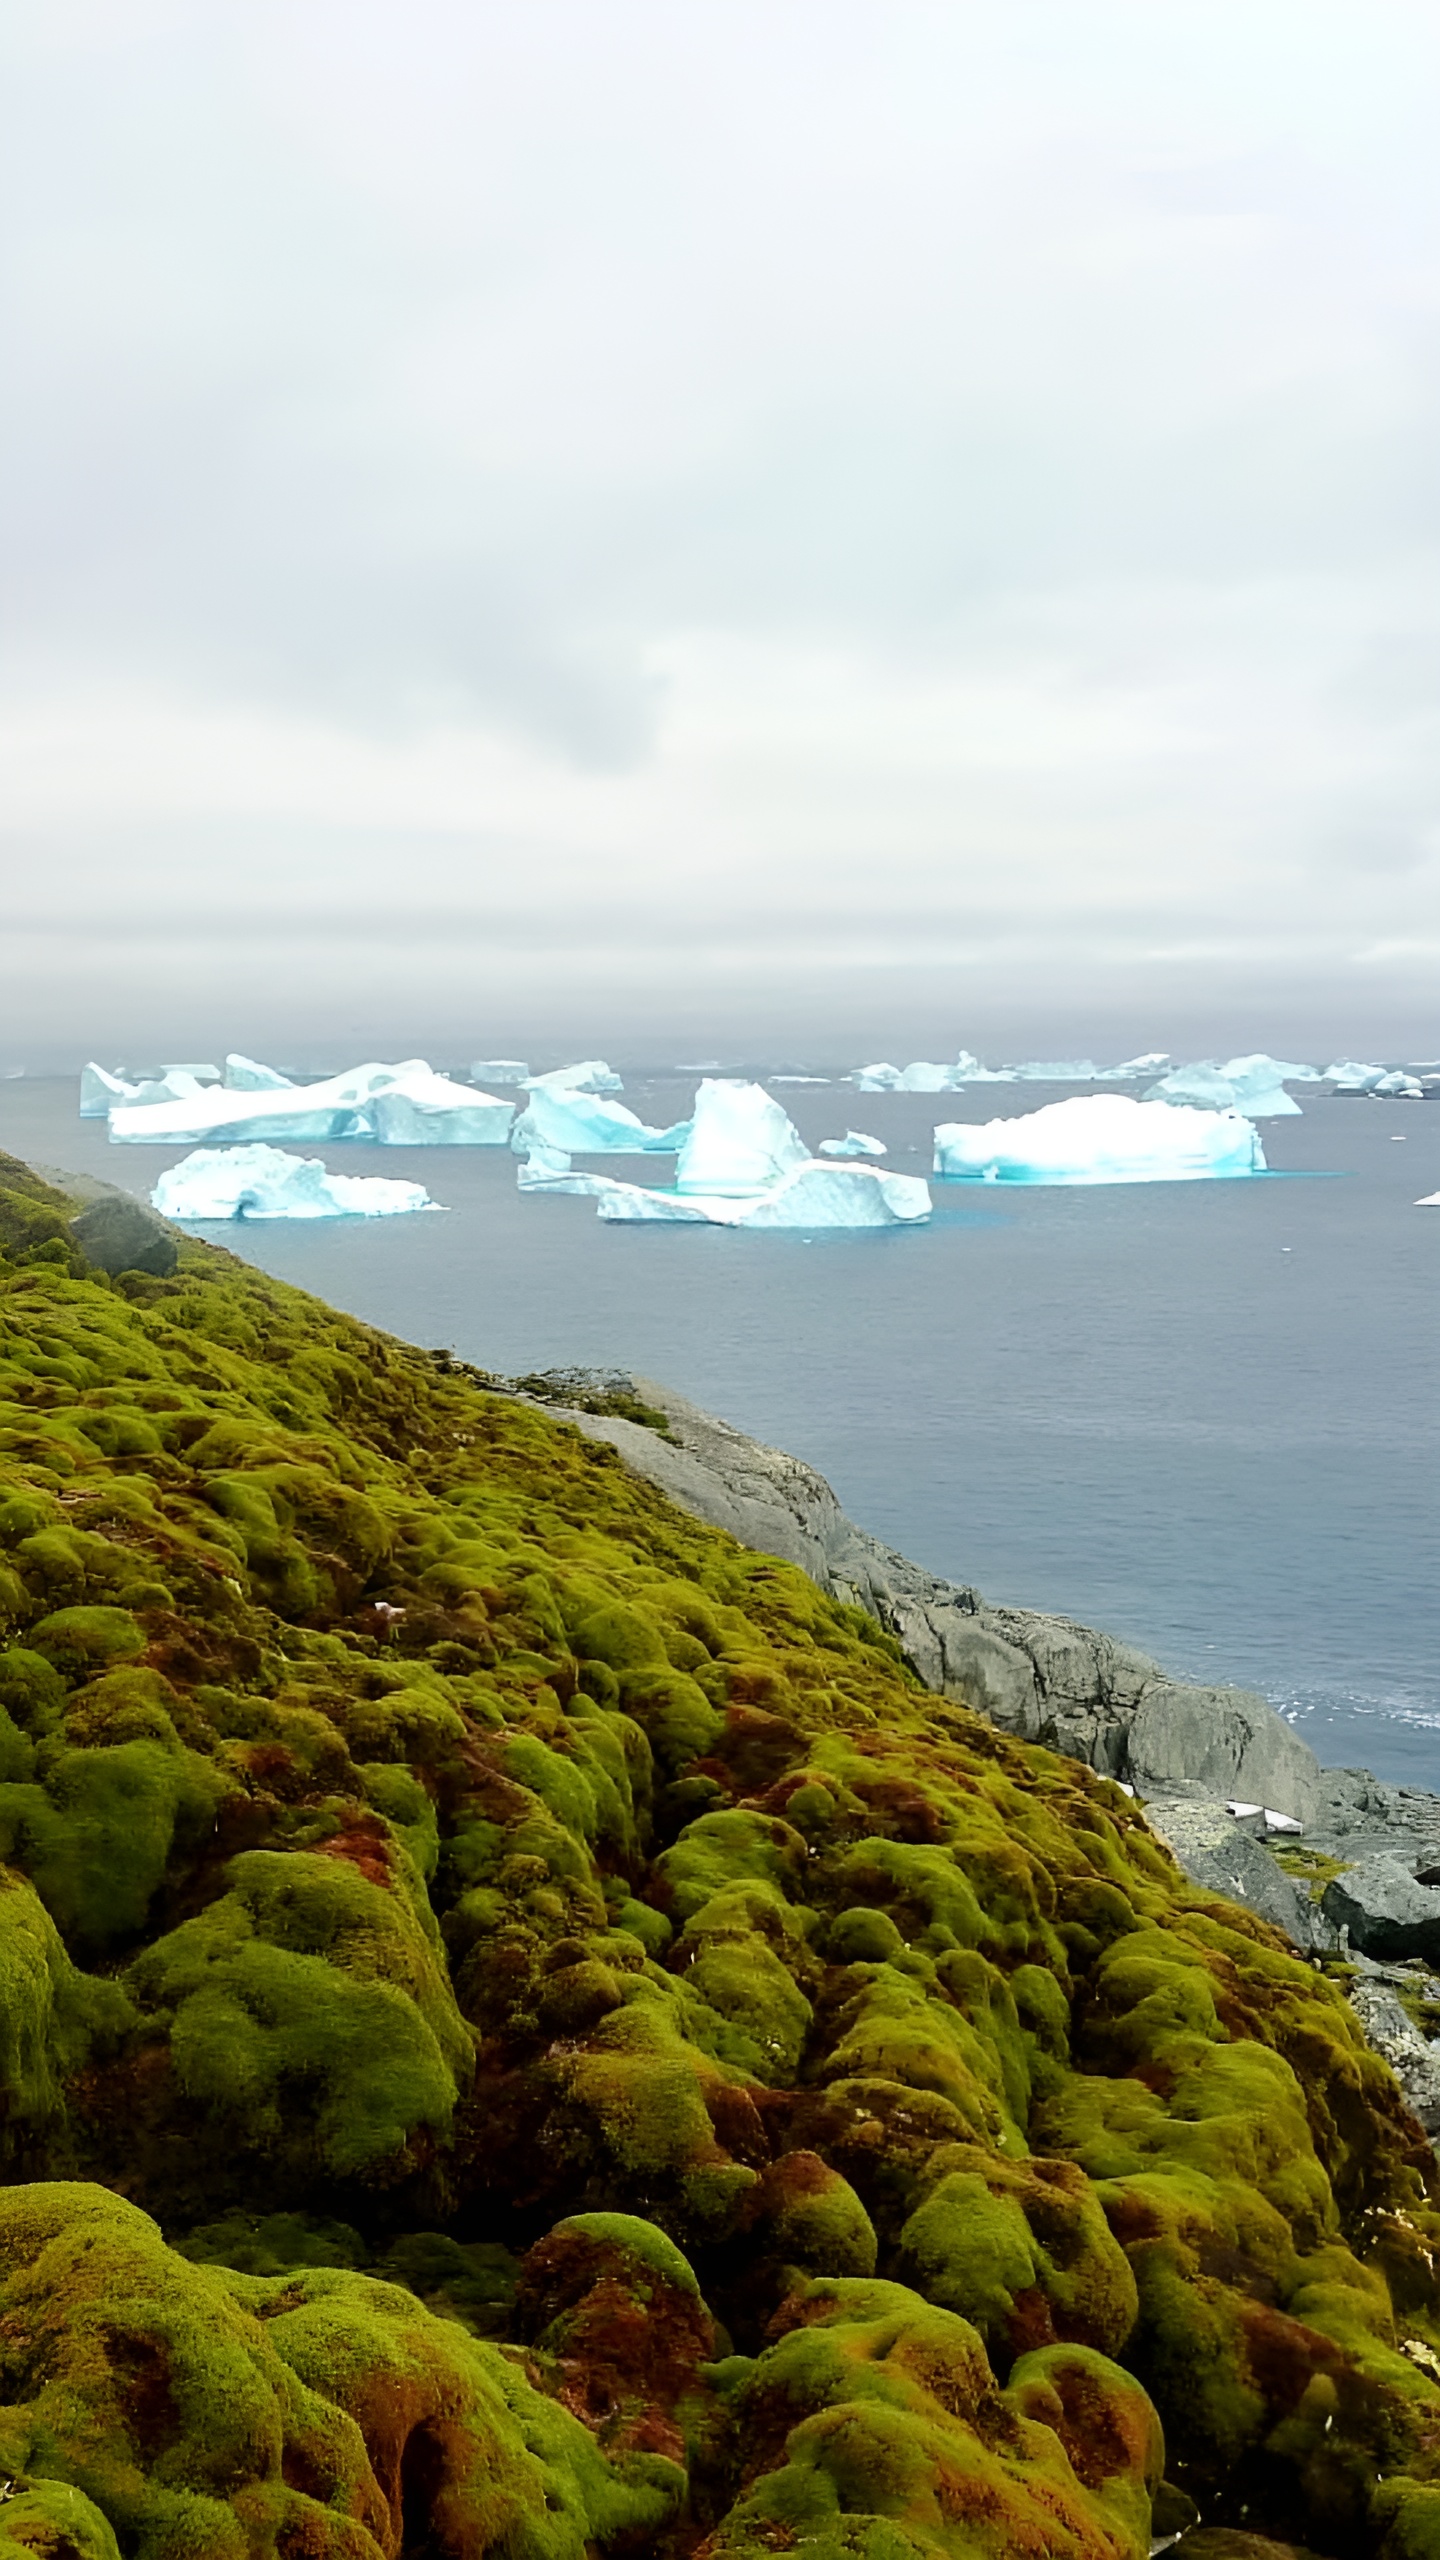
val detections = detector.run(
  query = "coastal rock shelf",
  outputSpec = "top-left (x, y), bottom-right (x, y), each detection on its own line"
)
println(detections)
top-left (0, 1147), bottom-right (1436, 2559)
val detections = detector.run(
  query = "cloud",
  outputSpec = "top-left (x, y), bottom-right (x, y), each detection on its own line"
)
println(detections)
top-left (2, 0), bottom-right (1438, 1054)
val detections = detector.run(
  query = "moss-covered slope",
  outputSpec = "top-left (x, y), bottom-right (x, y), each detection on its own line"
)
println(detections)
top-left (0, 1152), bottom-right (1435, 2559)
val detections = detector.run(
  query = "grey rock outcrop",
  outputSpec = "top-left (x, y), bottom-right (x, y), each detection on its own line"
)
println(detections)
top-left (69, 1193), bottom-right (178, 1279)
top-left (1322, 1859), bottom-right (1440, 1966)
top-left (1346, 1979), bottom-right (1440, 2139)
top-left (1139, 1795), bottom-right (1326, 1951)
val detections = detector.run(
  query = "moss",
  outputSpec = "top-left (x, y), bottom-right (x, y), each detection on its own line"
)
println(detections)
top-left (0, 1173), bottom-right (1434, 2552)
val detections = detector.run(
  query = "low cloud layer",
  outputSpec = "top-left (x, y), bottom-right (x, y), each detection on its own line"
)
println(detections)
top-left (3, 1), bottom-right (1438, 1061)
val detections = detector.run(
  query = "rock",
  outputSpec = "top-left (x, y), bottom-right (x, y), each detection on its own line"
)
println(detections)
top-left (1322, 1858), bottom-right (1440, 1965)
top-left (1347, 1980), bottom-right (1440, 2139)
top-left (1141, 1795), bottom-right (1326, 1950)
top-left (69, 1193), bottom-right (178, 1278)
top-left (1171, 2531), bottom-right (1328, 2559)
top-left (1127, 1681), bottom-right (1318, 1822)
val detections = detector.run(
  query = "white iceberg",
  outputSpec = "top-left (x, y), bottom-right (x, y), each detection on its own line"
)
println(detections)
top-left (108, 1059), bottom-right (514, 1146)
top-left (818, 1130), bottom-right (886, 1158)
top-left (526, 1059), bottom-right (624, 1094)
top-left (365, 1067), bottom-right (516, 1145)
top-left (1097, 1053), bottom-right (1170, 1079)
top-left (675, 1081), bottom-right (812, 1194)
top-left (515, 1143), bottom-right (610, 1195)
top-left (80, 1062), bottom-right (219, 1118)
top-left (933, 1094), bottom-right (1266, 1184)
top-left (1417, 1191), bottom-right (1440, 1207)
top-left (223, 1054), bottom-right (295, 1090)
top-left (593, 1160), bottom-right (931, 1226)
top-left (510, 1085), bottom-right (689, 1157)
top-left (1145, 1053), bottom-right (1316, 1118)
top-left (849, 1055), bottom-right (982, 1092)
top-left (151, 1145), bottom-right (440, 1220)
top-left (469, 1059), bottom-right (530, 1085)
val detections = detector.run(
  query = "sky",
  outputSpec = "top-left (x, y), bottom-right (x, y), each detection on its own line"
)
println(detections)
top-left (3, 0), bottom-right (1438, 1066)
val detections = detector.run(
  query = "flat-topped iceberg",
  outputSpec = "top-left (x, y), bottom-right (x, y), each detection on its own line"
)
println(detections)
top-left (151, 1145), bottom-right (440, 1220)
top-left (934, 1093), bottom-right (1266, 1184)
top-left (1145, 1053), bottom-right (1318, 1118)
top-left (592, 1160), bottom-right (931, 1225)
top-left (526, 1060), bottom-right (624, 1095)
top-left (511, 1086), bottom-right (690, 1157)
top-left (108, 1060), bottom-right (515, 1146)
top-left (470, 1059), bottom-right (530, 1085)
top-left (818, 1130), bottom-right (886, 1158)
top-left (848, 1050), bottom-right (1173, 1093)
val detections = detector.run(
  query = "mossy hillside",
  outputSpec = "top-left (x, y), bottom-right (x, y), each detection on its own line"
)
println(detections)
top-left (0, 1173), bottom-right (1433, 2552)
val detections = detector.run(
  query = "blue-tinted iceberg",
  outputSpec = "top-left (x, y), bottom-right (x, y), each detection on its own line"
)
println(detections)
top-left (470, 1059), bottom-right (530, 1085)
top-left (223, 1054), bottom-right (295, 1090)
top-left (818, 1130), bottom-right (886, 1158)
top-left (511, 1085), bottom-right (689, 1157)
top-left (365, 1068), bottom-right (516, 1145)
top-left (1329, 1061), bottom-right (1427, 1098)
top-left (674, 1080), bottom-right (812, 1193)
top-left (592, 1161), bottom-right (930, 1225)
top-left (108, 1061), bottom-right (514, 1146)
top-left (934, 1094), bottom-right (1266, 1184)
top-left (1145, 1054), bottom-right (1318, 1117)
top-left (81, 1063), bottom-right (219, 1118)
top-left (151, 1145), bottom-right (440, 1220)
top-left (526, 1060), bottom-right (624, 1094)
top-left (849, 1056), bottom-right (981, 1092)
top-left (517, 1079), bottom-right (931, 1224)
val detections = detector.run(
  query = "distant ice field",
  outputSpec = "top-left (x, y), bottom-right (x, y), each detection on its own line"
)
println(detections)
top-left (4, 1074), bottom-right (1434, 1790)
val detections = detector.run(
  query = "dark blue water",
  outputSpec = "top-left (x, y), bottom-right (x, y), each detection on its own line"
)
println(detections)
top-left (3, 1076), bottom-right (1434, 1786)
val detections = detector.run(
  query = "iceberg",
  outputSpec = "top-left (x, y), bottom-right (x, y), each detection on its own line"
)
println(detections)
top-left (526, 1060), bottom-right (624, 1094)
top-left (223, 1054), bottom-right (295, 1090)
top-left (364, 1067), bottom-right (516, 1145)
top-left (510, 1085), bottom-right (690, 1157)
top-left (151, 1145), bottom-right (440, 1221)
top-left (469, 1059), bottom-right (530, 1086)
top-left (1417, 1192), bottom-right (1440, 1207)
top-left (80, 1063), bottom-right (219, 1118)
top-left (1145, 1054), bottom-right (1317, 1117)
top-left (592, 1161), bottom-right (931, 1226)
top-left (933, 1094), bottom-right (1266, 1184)
top-left (108, 1060), bottom-right (515, 1146)
top-left (674, 1081), bottom-right (812, 1194)
top-left (818, 1130), bottom-right (887, 1158)
top-left (849, 1055), bottom-right (982, 1092)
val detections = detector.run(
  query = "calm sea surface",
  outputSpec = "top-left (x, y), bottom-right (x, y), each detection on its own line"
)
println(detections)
top-left (3, 1074), bottom-right (1435, 1788)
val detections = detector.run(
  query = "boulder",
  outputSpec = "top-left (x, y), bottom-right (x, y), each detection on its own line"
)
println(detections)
top-left (1322, 1858), bottom-right (1440, 1965)
top-left (70, 1193), bottom-right (178, 1278)
top-left (1141, 1795), bottom-right (1324, 1950)
top-left (1126, 1681), bottom-right (1319, 1823)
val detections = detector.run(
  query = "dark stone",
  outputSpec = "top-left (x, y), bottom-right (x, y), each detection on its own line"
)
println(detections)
top-left (1321, 1857), bottom-right (1440, 1965)
top-left (70, 1194), bottom-right (178, 1279)
top-left (1173, 2533), bottom-right (1327, 2559)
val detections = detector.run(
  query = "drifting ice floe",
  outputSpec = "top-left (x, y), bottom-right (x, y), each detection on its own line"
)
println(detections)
top-left (152, 1146), bottom-right (439, 1220)
top-left (511, 1086), bottom-right (689, 1157)
top-left (108, 1061), bottom-right (514, 1146)
top-left (933, 1094), bottom-right (1266, 1184)
top-left (848, 1051), bottom-right (1172, 1093)
top-left (1145, 1054), bottom-right (1317, 1118)
top-left (469, 1060), bottom-right (530, 1086)
top-left (818, 1131), bottom-right (887, 1158)
top-left (526, 1060), bottom-right (624, 1095)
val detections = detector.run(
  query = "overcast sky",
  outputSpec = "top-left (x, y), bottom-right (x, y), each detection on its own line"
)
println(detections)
top-left (3, 0), bottom-right (1438, 1063)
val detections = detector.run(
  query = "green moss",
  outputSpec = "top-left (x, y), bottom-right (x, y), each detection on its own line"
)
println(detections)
top-left (26, 1605), bottom-right (146, 1682)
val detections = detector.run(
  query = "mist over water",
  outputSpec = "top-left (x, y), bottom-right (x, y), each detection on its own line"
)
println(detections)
top-left (4, 1066), bottom-right (1433, 1791)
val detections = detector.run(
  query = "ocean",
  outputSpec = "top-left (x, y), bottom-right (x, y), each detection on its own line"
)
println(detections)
top-left (2, 1072), bottom-right (1434, 1789)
